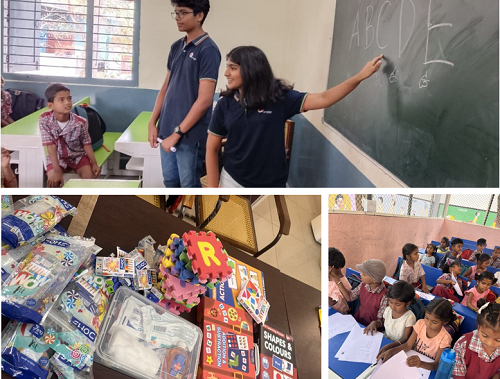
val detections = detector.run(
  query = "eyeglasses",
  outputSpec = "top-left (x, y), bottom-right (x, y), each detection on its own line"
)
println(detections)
top-left (171, 11), bottom-right (194, 19)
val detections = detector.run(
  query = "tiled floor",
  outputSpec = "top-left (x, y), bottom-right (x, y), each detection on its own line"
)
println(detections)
top-left (252, 195), bottom-right (321, 290)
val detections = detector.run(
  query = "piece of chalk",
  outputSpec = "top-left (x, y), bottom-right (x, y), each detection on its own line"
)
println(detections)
top-left (156, 137), bottom-right (176, 152)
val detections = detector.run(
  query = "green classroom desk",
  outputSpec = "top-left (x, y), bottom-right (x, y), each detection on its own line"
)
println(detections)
top-left (1, 97), bottom-right (91, 188)
top-left (114, 111), bottom-right (164, 188)
top-left (62, 179), bottom-right (141, 188)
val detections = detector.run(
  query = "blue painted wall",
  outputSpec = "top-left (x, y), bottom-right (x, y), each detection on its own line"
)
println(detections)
top-left (288, 114), bottom-right (375, 188)
top-left (4, 80), bottom-right (374, 187)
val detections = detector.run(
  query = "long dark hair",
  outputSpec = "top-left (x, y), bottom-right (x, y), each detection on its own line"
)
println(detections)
top-left (426, 298), bottom-right (457, 324)
top-left (221, 46), bottom-right (293, 109)
top-left (477, 298), bottom-right (500, 331)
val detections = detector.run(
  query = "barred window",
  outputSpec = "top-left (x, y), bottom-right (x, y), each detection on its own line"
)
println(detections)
top-left (3, 0), bottom-right (139, 84)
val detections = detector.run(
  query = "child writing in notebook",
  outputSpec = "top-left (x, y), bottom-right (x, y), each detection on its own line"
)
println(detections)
top-left (432, 261), bottom-right (463, 302)
top-left (420, 243), bottom-right (437, 267)
top-left (206, 46), bottom-right (383, 187)
top-left (399, 243), bottom-right (429, 293)
top-left (370, 281), bottom-right (416, 349)
top-left (463, 253), bottom-right (491, 281)
top-left (438, 237), bottom-right (450, 255)
top-left (377, 298), bottom-right (454, 371)
top-left (461, 271), bottom-right (496, 313)
top-left (452, 299), bottom-right (500, 379)
top-left (328, 247), bottom-right (351, 314)
top-left (332, 259), bottom-right (388, 332)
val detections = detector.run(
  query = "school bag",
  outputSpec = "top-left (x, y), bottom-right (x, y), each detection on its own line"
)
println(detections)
top-left (346, 273), bottom-right (362, 316)
top-left (461, 249), bottom-right (475, 261)
top-left (5, 89), bottom-right (45, 121)
top-left (408, 297), bottom-right (425, 321)
top-left (72, 104), bottom-right (106, 150)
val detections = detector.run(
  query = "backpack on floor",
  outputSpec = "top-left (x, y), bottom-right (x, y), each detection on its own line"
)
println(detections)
top-left (5, 89), bottom-right (45, 121)
top-left (72, 104), bottom-right (106, 150)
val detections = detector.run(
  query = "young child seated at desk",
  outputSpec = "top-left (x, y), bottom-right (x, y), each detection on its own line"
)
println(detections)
top-left (452, 299), bottom-right (500, 379)
top-left (438, 238), bottom-right (463, 269)
top-left (461, 271), bottom-right (496, 313)
top-left (490, 247), bottom-right (500, 269)
top-left (373, 281), bottom-right (416, 347)
top-left (39, 83), bottom-right (100, 187)
top-left (464, 253), bottom-right (491, 281)
top-left (377, 298), bottom-right (453, 371)
top-left (328, 247), bottom-right (351, 314)
top-left (469, 238), bottom-right (487, 264)
top-left (400, 243), bottom-right (429, 293)
top-left (432, 261), bottom-right (464, 302)
top-left (438, 237), bottom-right (450, 255)
top-left (333, 259), bottom-right (388, 332)
top-left (420, 243), bottom-right (437, 267)
top-left (1, 76), bottom-right (14, 127)
top-left (1, 148), bottom-right (17, 188)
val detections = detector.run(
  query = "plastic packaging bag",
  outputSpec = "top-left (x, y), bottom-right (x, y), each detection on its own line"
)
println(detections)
top-left (1, 320), bottom-right (53, 379)
top-left (1, 235), bottom-right (95, 324)
top-left (2, 196), bottom-right (76, 249)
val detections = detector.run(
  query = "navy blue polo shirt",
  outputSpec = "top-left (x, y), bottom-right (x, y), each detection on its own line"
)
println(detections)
top-left (208, 90), bottom-right (308, 187)
top-left (158, 33), bottom-right (221, 146)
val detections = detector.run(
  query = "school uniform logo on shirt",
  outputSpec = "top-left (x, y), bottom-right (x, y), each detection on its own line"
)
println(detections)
top-left (189, 52), bottom-right (197, 61)
top-left (258, 109), bottom-right (272, 114)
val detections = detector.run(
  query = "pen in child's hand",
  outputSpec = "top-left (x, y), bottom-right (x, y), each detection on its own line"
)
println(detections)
top-left (156, 137), bottom-right (176, 152)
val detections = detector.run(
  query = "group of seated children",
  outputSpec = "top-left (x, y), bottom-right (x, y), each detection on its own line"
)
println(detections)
top-left (328, 247), bottom-right (500, 378)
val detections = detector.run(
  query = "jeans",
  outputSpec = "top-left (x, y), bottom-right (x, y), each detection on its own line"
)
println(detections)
top-left (160, 142), bottom-right (204, 188)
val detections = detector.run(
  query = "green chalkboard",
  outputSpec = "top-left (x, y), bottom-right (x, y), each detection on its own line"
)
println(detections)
top-left (325, 0), bottom-right (499, 187)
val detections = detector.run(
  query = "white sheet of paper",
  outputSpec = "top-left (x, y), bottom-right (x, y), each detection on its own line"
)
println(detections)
top-left (406, 350), bottom-right (433, 379)
top-left (335, 324), bottom-right (384, 364)
top-left (452, 272), bottom-right (463, 296)
top-left (416, 290), bottom-right (435, 301)
top-left (369, 351), bottom-right (422, 379)
top-left (328, 312), bottom-right (358, 339)
top-left (383, 276), bottom-right (397, 285)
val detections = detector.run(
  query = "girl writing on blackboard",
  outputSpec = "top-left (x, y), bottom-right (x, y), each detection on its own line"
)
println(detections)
top-left (206, 46), bottom-right (383, 188)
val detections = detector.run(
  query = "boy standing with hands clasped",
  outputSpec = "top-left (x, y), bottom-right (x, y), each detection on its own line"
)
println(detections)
top-left (39, 83), bottom-right (100, 187)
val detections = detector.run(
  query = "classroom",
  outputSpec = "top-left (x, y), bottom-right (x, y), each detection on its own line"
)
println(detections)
top-left (328, 193), bottom-right (500, 379)
top-left (1, 194), bottom-right (321, 379)
top-left (2, 0), bottom-right (498, 188)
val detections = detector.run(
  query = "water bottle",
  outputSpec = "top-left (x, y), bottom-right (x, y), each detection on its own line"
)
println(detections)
top-left (435, 348), bottom-right (456, 379)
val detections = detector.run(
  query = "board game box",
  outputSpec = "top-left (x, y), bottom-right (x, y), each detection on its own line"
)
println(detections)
top-left (197, 297), bottom-right (256, 379)
top-left (256, 324), bottom-right (297, 379)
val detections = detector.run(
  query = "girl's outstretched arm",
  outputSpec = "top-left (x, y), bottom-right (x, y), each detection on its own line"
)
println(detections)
top-left (303, 55), bottom-right (383, 111)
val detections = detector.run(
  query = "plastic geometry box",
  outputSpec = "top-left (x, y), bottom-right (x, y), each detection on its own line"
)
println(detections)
top-left (256, 324), bottom-right (297, 379)
top-left (95, 286), bottom-right (202, 379)
top-left (205, 256), bottom-right (266, 312)
top-left (197, 297), bottom-right (256, 379)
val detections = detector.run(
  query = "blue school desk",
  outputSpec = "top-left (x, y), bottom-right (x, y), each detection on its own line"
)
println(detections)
top-left (328, 308), bottom-right (437, 379)
top-left (1, 97), bottom-right (90, 187)
top-left (114, 111), bottom-right (163, 188)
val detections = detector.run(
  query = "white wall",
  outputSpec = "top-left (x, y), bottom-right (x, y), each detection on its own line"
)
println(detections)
top-left (139, 0), bottom-right (289, 90)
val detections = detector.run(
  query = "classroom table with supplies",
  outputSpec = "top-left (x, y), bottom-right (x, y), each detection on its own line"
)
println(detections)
top-left (1, 97), bottom-right (90, 187)
top-left (2, 195), bottom-right (320, 379)
top-left (114, 112), bottom-right (164, 188)
top-left (328, 308), bottom-right (437, 379)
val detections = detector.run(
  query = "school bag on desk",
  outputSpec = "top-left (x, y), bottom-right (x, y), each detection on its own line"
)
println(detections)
top-left (5, 89), bottom-right (45, 120)
top-left (72, 104), bottom-right (106, 150)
